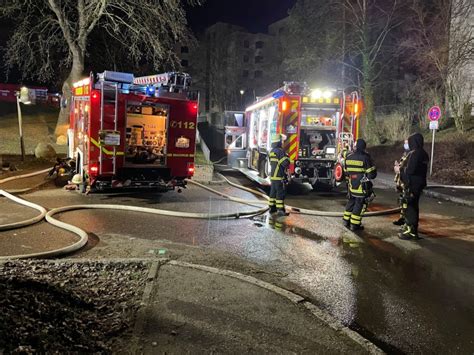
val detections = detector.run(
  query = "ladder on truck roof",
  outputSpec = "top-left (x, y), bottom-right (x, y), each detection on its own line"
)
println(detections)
top-left (133, 72), bottom-right (191, 93)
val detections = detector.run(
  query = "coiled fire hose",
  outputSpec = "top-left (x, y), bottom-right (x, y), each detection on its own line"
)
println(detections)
top-left (1, 167), bottom-right (472, 259)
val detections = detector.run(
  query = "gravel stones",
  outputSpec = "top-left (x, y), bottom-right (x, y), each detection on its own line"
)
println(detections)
top-left (0, 260), bottom-right (148, 353)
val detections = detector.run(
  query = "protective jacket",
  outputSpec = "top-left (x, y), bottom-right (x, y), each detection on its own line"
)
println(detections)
top-left (394, 152), bottom-right (409, 192)
top-left (269, 146), bottom-right (290, 181)
top-left (400, 133), bottom-right (429, 194)
top-left (344, 144), bottom-right (377, 197)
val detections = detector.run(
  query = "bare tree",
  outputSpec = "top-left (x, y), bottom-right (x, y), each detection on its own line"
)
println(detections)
top-left (1, 0), bottom-right (201, 140)
top-left (343, 0), bottom-right (403, 143)
top-left (400, 0), bottom-right (473, 132)
top-left (280, 0), bottom-right (344, 86)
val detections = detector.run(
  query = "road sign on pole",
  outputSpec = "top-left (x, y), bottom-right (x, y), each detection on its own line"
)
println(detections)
top-left (428, 106), bottom-right (442, 176)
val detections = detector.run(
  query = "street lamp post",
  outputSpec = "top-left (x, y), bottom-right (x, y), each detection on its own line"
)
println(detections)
top-left (239, 89), bottom-right (245, 110)
top-left (15, 92), bottom-right (26, 161)
top-left (15, 87), bottom-right (32, 161)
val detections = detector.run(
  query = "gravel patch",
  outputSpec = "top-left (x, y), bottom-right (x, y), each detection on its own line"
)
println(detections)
top-left (0, 260), bottom-right (149, 353)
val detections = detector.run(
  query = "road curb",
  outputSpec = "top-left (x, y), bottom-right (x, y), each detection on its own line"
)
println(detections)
top-left (375, 177), bottom-right (473, 207)
top-left (168, 260), bottom-right (384, 354)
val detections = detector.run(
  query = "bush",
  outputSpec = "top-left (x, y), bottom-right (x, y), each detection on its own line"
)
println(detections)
top-left (375, 111), bottom-right (412, 143)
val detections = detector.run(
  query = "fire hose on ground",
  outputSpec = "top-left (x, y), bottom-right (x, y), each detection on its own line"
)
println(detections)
top-left (1, 168), bottom-right (473, 259)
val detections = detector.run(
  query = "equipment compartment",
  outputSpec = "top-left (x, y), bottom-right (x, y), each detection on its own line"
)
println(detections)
top-left (125, 103), bottom-right (169, 166)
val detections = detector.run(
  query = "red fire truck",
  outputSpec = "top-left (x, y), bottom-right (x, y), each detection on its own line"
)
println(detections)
top-left (68, 70), bottom-right (198, 192)
top-left (225, 82), bottom-right (361, 188)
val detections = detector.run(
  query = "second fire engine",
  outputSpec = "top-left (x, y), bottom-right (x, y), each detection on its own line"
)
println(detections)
top-left (225, 82), bottom-right (361, 188)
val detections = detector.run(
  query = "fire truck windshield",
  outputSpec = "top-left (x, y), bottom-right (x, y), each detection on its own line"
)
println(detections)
top-left (300, 108), bottom-right (338, 128)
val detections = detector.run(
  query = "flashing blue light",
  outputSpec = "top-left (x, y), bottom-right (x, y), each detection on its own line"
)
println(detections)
top-left (272, 90), bottom-right (284, 99)
top-left (146, 85), bottom-right (155, 96)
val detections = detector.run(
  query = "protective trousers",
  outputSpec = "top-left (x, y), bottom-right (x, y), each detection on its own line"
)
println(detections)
top-left (397, 193), bottom-right (408, 221)
top-left (269, 180), bottom-right (286, 212)
top-left (404, 191), bottom-right (421, 234)
top-left (343, 195), bottom-right (367, 227)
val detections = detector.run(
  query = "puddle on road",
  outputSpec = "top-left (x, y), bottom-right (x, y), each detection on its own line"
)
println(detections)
top-left (249, 215), bottom-right (474, 354)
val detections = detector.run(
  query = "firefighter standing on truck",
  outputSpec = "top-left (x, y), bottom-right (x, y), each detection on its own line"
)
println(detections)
top-left (268, 134), bottom-right (290, 217)
top-left (342, 139), bottom-right (377, 231)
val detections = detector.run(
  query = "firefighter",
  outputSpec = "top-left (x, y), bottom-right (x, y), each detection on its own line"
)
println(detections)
top-left (398, 133), bottom-right (429, 240)
top-left (342, 139), bottom-right (377, 231)
top-left (393, 139), bottom-right (410, 225)
top-left (268, 134), bottom-right (290, 217)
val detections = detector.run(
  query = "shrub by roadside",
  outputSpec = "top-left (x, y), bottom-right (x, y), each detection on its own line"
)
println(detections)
top-left (368, 132), bottom-right (474, 186)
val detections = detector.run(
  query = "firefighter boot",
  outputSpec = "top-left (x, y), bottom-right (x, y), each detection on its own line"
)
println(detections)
top-left (350, 224), bottom-right (364, 232)
top-left (343, 219), bottom-right (350, 229)
top-left (277, 209), bottom-right (289, 217)
top-left (398, 225), bottom-right (418, 240)
top-left (392, 217), bottom-right (405, 226)
top-left (269, 207), bottom-right (277, 214)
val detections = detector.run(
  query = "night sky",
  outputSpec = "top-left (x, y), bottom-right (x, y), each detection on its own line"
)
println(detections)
top-left (186, 0), bottom-right (296, 33)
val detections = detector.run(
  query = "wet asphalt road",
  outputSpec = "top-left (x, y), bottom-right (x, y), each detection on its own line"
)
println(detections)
top-left (1, 171), bottom-right (473, 354)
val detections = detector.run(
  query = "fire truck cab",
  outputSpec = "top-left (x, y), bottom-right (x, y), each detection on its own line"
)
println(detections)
top-left (68, 70), bottom-right (198, 192)
top-left (225, 82), bottom-right (361, 189)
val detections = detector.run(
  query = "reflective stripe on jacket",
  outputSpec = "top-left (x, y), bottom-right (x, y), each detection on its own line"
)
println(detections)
top-left (270, 147), bottom-right (290, 181)
top-left (343, 150), bottom-right (377, 196)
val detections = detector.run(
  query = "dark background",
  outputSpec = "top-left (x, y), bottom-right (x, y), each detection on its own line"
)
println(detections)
top-left (186, 0), bottom-right (295, 33)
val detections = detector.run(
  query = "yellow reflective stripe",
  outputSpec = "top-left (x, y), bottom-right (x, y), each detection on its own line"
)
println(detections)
top-left (351, 215), bottom-right (362, 220)
top-left (270, 158), bottom-right (279, 162)
top-left (347, 167), bottom-right (365, 172)
top-left (289, 141), bottom-right (298, 153)
top-left (344, 211), bottom-right (352, 216)
top-left (270, 152), bottom-right (277, 157)
top-left (366, 166), bottom-right (376, 173)
top-left (90, 137), bottom-right (124, 156)
top-left (272, 155), bottom-right (289, 179)
top-left (350, 185), bottom-right (363, 193)
top-left (345, 160), bottom-right (364, 166)
top-left (350, 219), bottom-right (361, 225)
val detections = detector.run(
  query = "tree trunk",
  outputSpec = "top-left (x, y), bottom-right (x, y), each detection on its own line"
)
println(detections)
top-left (54, 53), bottom-right (84, 143)
top-left (361, 52), bottom-right (378, 144)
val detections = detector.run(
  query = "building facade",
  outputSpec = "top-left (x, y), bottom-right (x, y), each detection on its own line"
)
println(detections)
top-left (181, 21), bottom-right (284, 120)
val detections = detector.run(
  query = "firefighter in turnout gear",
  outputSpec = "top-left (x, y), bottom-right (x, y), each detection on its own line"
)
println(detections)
top-left (393, 139), bottom-right (410, 226)
top-left (268, 134), bottom-right (290, 217)
top-left (398, 133), bottom-right (429, 240)
top-left (342, 139), bottom-right (377, 231)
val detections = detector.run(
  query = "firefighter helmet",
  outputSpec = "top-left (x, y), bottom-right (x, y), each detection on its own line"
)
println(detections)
top-left (71, 174), bottom-right (82, 184)
top-left (271, 134), bottom-right (282, 143)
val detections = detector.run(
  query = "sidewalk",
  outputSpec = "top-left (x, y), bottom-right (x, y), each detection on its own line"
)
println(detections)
top-left (375, 172), bottom-right (474, 207)
top-left (0, 259), bottom-right (380, 353)
top-left (132, 260), bottom-right (379, 354)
